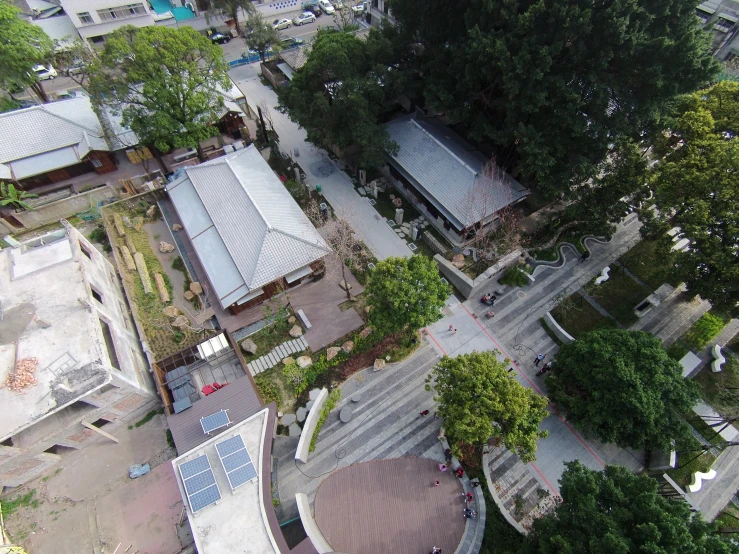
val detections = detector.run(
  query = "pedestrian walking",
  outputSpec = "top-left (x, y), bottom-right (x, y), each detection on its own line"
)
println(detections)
top-left (456, 467), bottom-right (464, 478)
top-left (448, 325), bottom-right (454, 332)
top-left (490, 295), bottom-right (497, 305)
top-left (452, 328), bottom-right (457, 335)
top-left (471, 481), bottom-right (480, 488)
top-left (434, 480), bottom-right (440, 487)
top-left (439, 464), bottom-right (448, 472)
top-left (463, 510), bottom-right (478, 519)
top-left (462, 492), bottom-right (473, 502)
top-left (444, 448), bottom-right (452, 462)
top-left (534, 353), bottom-right (546, 367)
top-left (420, 410), bottom-right (430, 416)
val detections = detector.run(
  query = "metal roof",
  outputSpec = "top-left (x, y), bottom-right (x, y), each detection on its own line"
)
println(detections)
top-left (166, 146), bottom-right (329, 308)
top-left (385, 114), bottom-right (528, 230)
top-left (0, 97), bottom-right (109, 167)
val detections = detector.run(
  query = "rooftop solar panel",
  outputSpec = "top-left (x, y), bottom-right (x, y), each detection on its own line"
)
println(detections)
top-left (183, 470), bottom-right (216, 496)
top-left (227, 463), bottom-right (258, 490)
top-left (222, 450), bottom-right (251, 473)
top-left (189, 484), bottom-right (222, 513)
top-left (216, 435), bottom-right (244, 458)
top-left (179, 454), bottom-right (210, 479)
top-left (201, 410), bottom-right (231, 434)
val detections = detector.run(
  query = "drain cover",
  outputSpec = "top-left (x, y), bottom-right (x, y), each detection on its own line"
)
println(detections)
top-left (517, 291), bottom-right (527, 299)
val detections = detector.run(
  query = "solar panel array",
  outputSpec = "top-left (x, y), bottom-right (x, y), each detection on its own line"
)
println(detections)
top-left (179, 454), bottom-right (222, 513)
top-left (216, 435), bottom-right (258, 491)
top-left (201, 410), bottom-right (231, 434)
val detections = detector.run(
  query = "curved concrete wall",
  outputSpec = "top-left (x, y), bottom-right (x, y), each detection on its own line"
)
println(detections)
top-left (295, 387), bottom-right (328, 464)
top-left (296, 493), bottom-right (333, 553)
top-left (544, 312), bottom-right (575, 344)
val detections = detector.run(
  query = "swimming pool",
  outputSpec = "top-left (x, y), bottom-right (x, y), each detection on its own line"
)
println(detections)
top-left (149, 0), bottom-right (195, 20)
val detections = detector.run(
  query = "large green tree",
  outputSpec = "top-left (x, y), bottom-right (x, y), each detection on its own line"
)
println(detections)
top-left (644, 82), bottom-right (739, 315)
top-left (278, 28), bottom-right (413, 167)
top-left (522, 462), bottom-right (737, 554)
top-left (428, 352), bottom-right (549, 462)
top-left (0, 0), bottom-right (53, 103)
top-left (89, 25), bottom-right (230, 153)
top-left (390, 0), bottom-right (717, 197)
top-left (366, 256), bottom-right (449, 335)
top-left (547, 329), bottom-right (698, 451)
top-left (208, 0), bottom-right (254, 34)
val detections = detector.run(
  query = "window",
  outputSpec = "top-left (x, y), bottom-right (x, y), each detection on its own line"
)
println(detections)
top-left (80, 242), bottom-right (92, 259)
top-left (90, 35), bottom-right (105, 45)
top-left (119, 302), bottom-right (129, 328)
top-left (77, 11), bottom-right (94, 24)
top-left (99, 318), bottom-right (121, 370)
top-left (97, 3), bottom-right (146, 21)
top-left (91, 158), bottom-right (103, 168)
top-left (90, 286), bottom-right (103, 304)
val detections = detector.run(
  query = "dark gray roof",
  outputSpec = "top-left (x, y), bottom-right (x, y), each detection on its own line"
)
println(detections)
top-left (385, 114), bottom-right (528, 230)
top-left (166, 375), bottom-right (262, 454)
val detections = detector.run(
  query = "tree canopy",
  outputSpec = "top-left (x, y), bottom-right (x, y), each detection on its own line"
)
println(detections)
top-left (208, 0), bottom-right (254, 34)
top-left (366, 256), bottom-right (448, 336)
top-left (428, 352), bottom-right (549, 462)
top-left (243, 12), bottom-right (281, 63)
top-left (89, 25), bottom-right (231, 153)
top-left (547, 329), bottom-right (698, 450)
top-left (522, 462), bottom-right (737, 554)
top-left (390, 0), bottom-right (717, 197)
top-left (278, 28), bottom-right (413, 167)
top-left (0, 0), bottom-right (53, 103)
top-left (644, 82), bottom-right (739, 315)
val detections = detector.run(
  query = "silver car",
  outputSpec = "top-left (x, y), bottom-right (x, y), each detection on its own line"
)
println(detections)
top-left (293, 12), bottom-right (316, 25)
top-left (273, 18), bottom-right (291, 30)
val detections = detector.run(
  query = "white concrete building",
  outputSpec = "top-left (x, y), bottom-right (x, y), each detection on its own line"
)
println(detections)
top-left (58, 0), bottom-right (156, 44)
top-left (0, 222), bottom-right (155, 487)
top-left (368, 0), bottom-right (395, 27)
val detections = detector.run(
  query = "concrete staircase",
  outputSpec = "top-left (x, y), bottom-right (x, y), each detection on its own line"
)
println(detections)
top-left (247, 336), bottom-right (309, 376)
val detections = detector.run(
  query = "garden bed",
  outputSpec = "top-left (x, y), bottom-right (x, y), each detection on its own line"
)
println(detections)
top-left (666, 312), bottom-right (728, 361)
top-left (550, 293), bottom-right (617, 338)
top-left (694, 357), bottom-right (739, 421)
top-left (664, 434), bottom-right (716, 489)
top-left (584, 268), bottom-right (652, 328)
top-left (618, 239), bottom-right (677, 290)
top-left (239, 307), bottom-right (296, 365)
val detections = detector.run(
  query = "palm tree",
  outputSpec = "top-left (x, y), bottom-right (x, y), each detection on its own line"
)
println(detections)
top-left (0, 182), bottom-right (38, 211)
top-left (207, 0), bottom-right (255, 35)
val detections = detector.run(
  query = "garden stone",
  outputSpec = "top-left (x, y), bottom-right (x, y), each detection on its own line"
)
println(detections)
top-left (288, 423), bottom-right (302, 437)
top-left (342, 341), bottom-right (354, 353)
top-left (241, 338), bottom-right (258, 355)
top-left (159, 241), bottom-right (175, 253)
top-left (306, 400), bottom-right (314, 411)
top-left (282, 356), bottom-right (294, 366)
top-left (281, 414), bottom-right (296, 425)
top-left (309, 389), bottom-right (321, 400)
top-left (296, 356), bottom-right (312, 368)
top-left (296, 407), bottom-right (307, 422)
top-left (351, 394), bottom-right (361, 403)
top-left (189, 281), bottom-right (203, 295)
top-left (373, 358), bottom-right (386, 371)
top-left (289, 325), bottom-right (303, 338)
top-left (146, 205), bottom-right (158, 218)
top-left (359, 327), bottom-right (372, 340)
top-left (172, 315), bottom-right (189, 329)
top-left (163, 306), bottom-right (179, 318)
top-left (184, 291), bottom-right (195, 300)
top-left (172, 224), bottom-right (183, 231)
top-left (326, 347), bottom-right (341, 361)
top-left (288, 316), bottom-right (296, 324)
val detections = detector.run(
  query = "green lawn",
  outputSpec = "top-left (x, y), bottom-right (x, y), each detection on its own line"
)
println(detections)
top-left (694, 357), bottom-right (739, 421)
top-left (550, 293), bottom-right (617, 338)
top-left (585, 268), bottom-right (652, 328)
top-left (240, 311), bottom-right (295, 364)
top-left (667, 312), bottom-right (728, 361)
top-left (665, 434), bottom-right (717, 489)
top-left (618, 239), bottom-right (677, 290)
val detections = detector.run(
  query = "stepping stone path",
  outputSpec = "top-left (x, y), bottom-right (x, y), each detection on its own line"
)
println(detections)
top-left (306, 400), bottom-right (314, 411)
top-left (281, 414), bottom-right (296, 426)
top-left (247, 336), bottom-right (310, 376)
top-left (288, 423), bottom-right (302, 437)
top-left (296, 407), bottom-right (307, 422)
top-left (309, 389), bottom-right (321, 400)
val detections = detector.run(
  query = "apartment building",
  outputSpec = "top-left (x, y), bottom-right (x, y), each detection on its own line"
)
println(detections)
top-left (0, 222), bottom-right (155, 487)
top-left (58, 0), bottom-right (156, 44)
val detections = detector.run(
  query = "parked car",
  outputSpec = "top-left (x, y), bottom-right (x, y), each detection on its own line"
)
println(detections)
top-left (67, 60), bottom-right (86, 75)
top-left (33, 64), bottom-right (57, 80)
top-left (351, 2), bottom-right (365, 13)
top-left (280, 36), bottom-right (305, 48)
top-left (305, 4), bottom-right (322, 16)
top-left (209, 32), bottom-right (231, 44)
top-left (318, 0), bottom-right (335, 14)
top-left (273, 18), bottom-right (291, 30)
top-left (293, 11), bottom-right (316, 25)
top-left (56, 90), bottom-right (87, 101)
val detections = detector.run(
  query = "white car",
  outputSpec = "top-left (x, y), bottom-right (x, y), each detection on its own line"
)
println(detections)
top-left (33, 64), bottom-right (57, 81)
top-left (293, 12), bottom-right (316, 25)
top-left (318, 0), bottom-right (335, 14)
top-left (351, 2), bottom-right (365, 13)
top-left (273, 18), bottom-right (291, 30)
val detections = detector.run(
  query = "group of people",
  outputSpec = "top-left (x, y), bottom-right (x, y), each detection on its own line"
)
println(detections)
top-left (481, 293), bottom-right (497, 306)
top-left (534, 353), bottom-right (552, 375)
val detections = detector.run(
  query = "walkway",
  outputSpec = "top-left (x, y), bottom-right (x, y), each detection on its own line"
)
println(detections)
top-left (232, 73), bottom-right (412, 261)
top-left (314, 458), bottom-right (465, 554)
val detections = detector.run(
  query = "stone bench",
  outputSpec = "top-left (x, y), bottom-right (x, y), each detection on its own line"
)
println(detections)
top-left (297, 308), bottom-right (312, 329)
top-left (711, 344), bottom-right (725, 373)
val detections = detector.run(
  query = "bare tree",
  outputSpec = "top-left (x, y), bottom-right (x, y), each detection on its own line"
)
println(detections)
top-left (52, 40), bottom-right (98, 93)
top-left (333, 6), bottom-right (360, 30)
top-left (305, 199), bottom-right (368, 301)
top-left (460, 158), bottom-right (523, 262)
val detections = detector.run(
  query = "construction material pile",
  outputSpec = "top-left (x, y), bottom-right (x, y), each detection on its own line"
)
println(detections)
top-left (4, 357), bottom-right (38, 391)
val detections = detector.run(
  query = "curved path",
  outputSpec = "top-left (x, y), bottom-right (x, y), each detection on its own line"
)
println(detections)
top-left (314, 458), bottom-right (465, 554)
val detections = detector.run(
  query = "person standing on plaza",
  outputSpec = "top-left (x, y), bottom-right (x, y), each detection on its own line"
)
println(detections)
top-left (534, 353), bottom-right (546, 366)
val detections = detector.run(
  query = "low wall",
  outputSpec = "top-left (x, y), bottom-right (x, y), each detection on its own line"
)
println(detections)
top-left (295, 387), bottom-right (328, 464)
top-left (12, 185), bottom-right (116, 229)
top-left (296, 493), bottom-right (333, 553)
top-left (433, 249), bottom-right (522, 299)
top-left (543, 312), bottom-right (575, 344)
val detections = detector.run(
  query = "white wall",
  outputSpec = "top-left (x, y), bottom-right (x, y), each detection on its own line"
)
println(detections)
top-left (59, 0), bottom-right (155, 39)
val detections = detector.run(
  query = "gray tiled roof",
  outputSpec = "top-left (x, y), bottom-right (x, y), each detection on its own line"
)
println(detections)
top-left (385, 115), bottom-right (528, 230)
top-left (166, 146), bottom-right (329, 309)
top-left (0, 97), bottom-right (109, 164)
top-left (280, 44), bottom-right (312, 71)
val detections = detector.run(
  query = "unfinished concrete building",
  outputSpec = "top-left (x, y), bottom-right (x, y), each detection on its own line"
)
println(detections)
top-left (0, 222), bottom-right (155, 488)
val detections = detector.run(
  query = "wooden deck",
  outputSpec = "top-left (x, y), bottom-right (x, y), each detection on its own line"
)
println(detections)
top-left (314, 458), bottom-right (466, 554)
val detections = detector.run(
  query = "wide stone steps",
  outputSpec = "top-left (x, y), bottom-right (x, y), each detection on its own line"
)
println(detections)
top-left (247, 336), bottom-right (309, 376)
